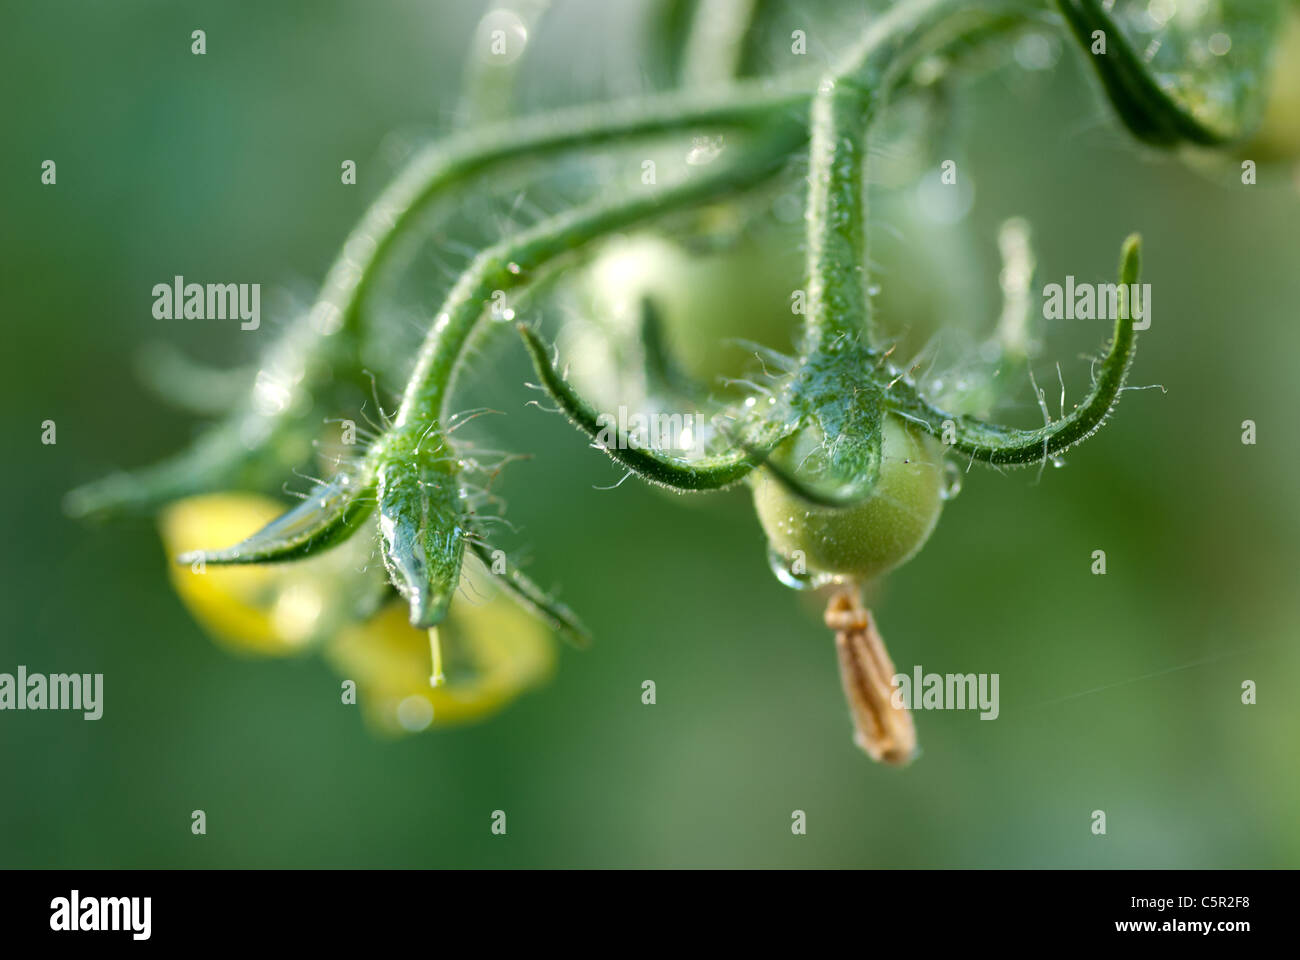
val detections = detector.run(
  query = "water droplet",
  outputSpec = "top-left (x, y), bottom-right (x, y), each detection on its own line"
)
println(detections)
top-left (767, 547), bottom-right (814, 590)
top-left (1051, 456), bottom-right (1066, 469)
top-left (506, 262), bottom-right (522, 275)
top-left (686, 135), bottom-right (725, 165)
top-left (940, 460), bottom-right (963, 500)
top-left (766, 547), bottom-right (829, 591)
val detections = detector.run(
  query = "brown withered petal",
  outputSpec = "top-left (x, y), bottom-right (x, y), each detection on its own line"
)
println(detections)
top-left (826, 587), bottom-right (917, 766)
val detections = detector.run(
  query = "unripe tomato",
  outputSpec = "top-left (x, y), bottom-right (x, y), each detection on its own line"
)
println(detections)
top-left (752, 415), bottom-right (946, 582)
top-left (567, 206), bottom-right (803, 402)
top-left (1240, 6), bottom-right (1300, 163)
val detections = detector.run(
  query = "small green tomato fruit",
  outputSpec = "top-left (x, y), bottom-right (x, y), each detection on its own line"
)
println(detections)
top-left (1238, 6), bottom-right (1300, 163)
top-left (753, 415), bottom-right (946, 582)
top-left (578, 215), bottom-right (802, 386)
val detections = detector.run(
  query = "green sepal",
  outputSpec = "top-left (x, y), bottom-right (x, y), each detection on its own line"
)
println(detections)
top-left (374, 441), bottom-right (467, 629)
top-left (468, 538), bottom-right (591, 649)
top-left (175, 468), bottom-right (377, 566)
top-left (883, 234), bottom-right (1143, 465)
top-left (517, 323), bottom-right (762, 492)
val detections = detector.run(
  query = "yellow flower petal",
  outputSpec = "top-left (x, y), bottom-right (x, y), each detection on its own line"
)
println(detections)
top-left (159, 493), bottom-right (379, 656)
top-left (324, 555), bottom-right (555, 733)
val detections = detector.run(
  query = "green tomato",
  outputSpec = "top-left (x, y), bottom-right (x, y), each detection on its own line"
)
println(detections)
top-left (577, 212), bottom-right (803, 388)
top-left (752, 415), bottom-right (946, 583)
top-left (1240, 6), bottom-right (1300, 163)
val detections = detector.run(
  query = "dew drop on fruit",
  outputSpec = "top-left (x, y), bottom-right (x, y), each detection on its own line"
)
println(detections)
top-left (766, 546), bottom-right (831, 591)
top-left (764, 541), bottom-right (816, 587)
top-left (940, 460), bottom-right (962, 501)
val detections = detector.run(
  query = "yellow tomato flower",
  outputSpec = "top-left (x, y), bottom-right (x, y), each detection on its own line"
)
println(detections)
top-left (324, 554), bottom-right (556, 734)
top-left (159, 493), bottom-right (382, 656)
top-left (160, 493), bottom-right (556, 732)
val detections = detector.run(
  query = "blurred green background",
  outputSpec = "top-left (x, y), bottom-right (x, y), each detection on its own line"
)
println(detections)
top-left (2, 0), bottom-right (1297, 868)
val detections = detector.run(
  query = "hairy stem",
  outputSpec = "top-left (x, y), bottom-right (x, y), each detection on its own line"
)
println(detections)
top-left (803, 0), bottom-right (1032, 352)
top-left (392, 120), bottom-right (808, 431)
top-left (66, 75), bottom-right (816, 519)
top-left (681, 0), bottom-right (762, 86)
top-left (372, 121), bottom-right (805, 627)
top-left (883, 234), bottom-right (1143, 465)
top-left (322, 77), bottom-right (814, 345)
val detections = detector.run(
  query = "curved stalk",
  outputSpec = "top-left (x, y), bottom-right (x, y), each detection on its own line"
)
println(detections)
top-left (67, 78), bottom-right (813, 519)
top-left (392, 121), bottom-right (807, 430)
top-left (883, 235), bottom-right (1143, 466)
top-left (519, 324), bottom-right (762, 491)
top-left (375, 120), bottom-right (807, 626)
top-left (803, 0), bottom-right (1032, 352)
top-left (682, 0), bottom-right (762, 86)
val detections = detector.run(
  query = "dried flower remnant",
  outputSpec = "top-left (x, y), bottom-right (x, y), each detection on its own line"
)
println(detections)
top-left (826, 587), bottom-right (916, 766)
